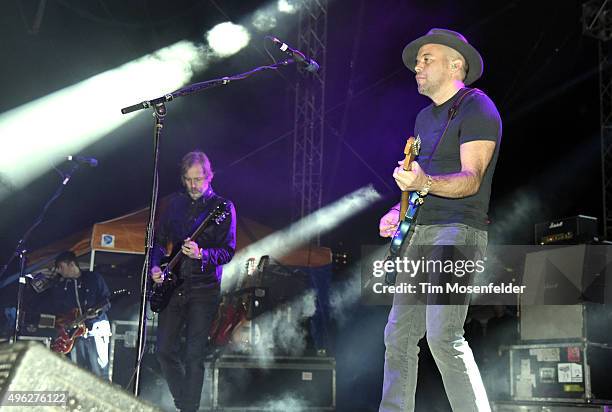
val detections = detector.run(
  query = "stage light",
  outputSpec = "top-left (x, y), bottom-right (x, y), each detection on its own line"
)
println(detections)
top-left (206, 22), bottom-right (251, 58)
top-left (277, 0), bottom-right (299, 14)
top-left (0, 41), bottom-right (206, 201)
top-left (0, 0), bottom-right (310, 201)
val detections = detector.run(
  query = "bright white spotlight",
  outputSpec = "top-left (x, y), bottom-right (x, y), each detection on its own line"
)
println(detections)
top-left (221, 185), bottom-right (381, 289)
top-left (277, 0), bottom-right (298, 14)
top-left (0, 41), bottom-right (207, 200)
top-left (206, 22), bottom-right (251, 58)
top-left (0, 0), bottom-right (311, 200)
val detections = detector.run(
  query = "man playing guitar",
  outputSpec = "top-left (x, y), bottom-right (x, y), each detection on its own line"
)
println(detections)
top-left (378, 28), bottom-right (502, 412)
top-left (36, 251), bottom-right (112, 379)
top-left (150, 151), bottom-right (236, 412)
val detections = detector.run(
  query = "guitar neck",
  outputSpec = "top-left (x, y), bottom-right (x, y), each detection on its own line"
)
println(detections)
top-left (399, 136), bottom-right (420, 220)
top-left (400, 191), bottom-right (409, 221)
top-left (166, 201), bottom-right (221, 272)
top-left (68, 301), bottom-right (107, 328)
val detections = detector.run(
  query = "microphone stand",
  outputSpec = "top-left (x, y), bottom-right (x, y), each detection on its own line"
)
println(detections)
top-left (0, 163), bottom-right (80, 343)
top-left (121, 58), bottom-right (297, 397)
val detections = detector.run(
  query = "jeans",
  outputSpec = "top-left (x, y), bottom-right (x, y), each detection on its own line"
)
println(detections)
top-left (156, 285), bottom-right (220, 412)
top-left (379, 224), bottom-right (491, 412)
top-left (74, 335), bottom-right (109, 380)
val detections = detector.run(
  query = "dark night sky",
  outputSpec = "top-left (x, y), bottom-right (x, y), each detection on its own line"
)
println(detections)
top-left (0, 0), bottom-right (603, 271)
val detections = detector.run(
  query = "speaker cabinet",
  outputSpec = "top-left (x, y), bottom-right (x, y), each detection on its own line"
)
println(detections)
top-left (0, 341), bottom-right (159, 411)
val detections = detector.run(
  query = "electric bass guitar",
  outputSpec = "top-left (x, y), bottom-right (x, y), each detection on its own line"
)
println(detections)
top-left (149, 200), bottom-right (230, 313)
top-left (385, 136), bottom-right (424, 284)
top-left (51, 288), bottom-right (130, 354)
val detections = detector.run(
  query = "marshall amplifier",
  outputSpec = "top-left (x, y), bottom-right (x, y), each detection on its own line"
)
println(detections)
top-left (535, 216), bottom-right (598, 245)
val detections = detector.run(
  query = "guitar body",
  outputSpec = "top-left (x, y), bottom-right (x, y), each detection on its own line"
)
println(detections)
top-left (149, 200), bottom-right (229, 313)
top-left (389, 192), bottom-right (422, 256)
top-left (50, 289), bottom-right (129, 354)
top-left (51, 308), bottom-right (87, 354)
top-left (209, 294), bottom-right (248, 347)
top-left (149, 265), bottom-right (184, 313)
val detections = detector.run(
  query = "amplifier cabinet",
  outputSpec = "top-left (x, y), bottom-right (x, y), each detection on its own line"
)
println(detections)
top-left (535, 215), bottom-right (598, 245)
top-left (0, 341), bottom-right (159, 411)
top-left (213, 355), bottom-right (336, 410)
top-left (507, 342), bottom-right (612, 403)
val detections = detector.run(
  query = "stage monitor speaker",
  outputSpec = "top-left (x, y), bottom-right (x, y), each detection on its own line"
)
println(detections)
top-left (521, 244), bottom-right (612, 305)
top-left (519, 304), bottom-right (612, 343)
top-left (0, 341), bottom-right (160, 411)
top-left (521, 244), bottom-right (612, 343)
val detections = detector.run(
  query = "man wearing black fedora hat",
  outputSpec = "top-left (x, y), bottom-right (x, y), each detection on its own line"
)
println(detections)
top-left (378, 28), bottom-right (501, 411)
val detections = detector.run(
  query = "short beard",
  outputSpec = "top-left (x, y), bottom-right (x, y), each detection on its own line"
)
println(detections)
top-left (417, 82), bottom-right (440, 97)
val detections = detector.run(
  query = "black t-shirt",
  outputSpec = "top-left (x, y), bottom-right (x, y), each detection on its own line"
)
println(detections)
top-left (414, 88), bottom-right (502, 230)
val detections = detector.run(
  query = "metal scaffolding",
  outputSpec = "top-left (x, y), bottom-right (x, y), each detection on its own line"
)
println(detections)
top-left (292, 0), bottom-right (328, 239)
top-left (583, 0), bottom-right (612, 237)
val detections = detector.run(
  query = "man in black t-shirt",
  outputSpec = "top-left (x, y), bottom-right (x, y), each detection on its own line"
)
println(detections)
top-left (378, 29), bottom-right (501, 412)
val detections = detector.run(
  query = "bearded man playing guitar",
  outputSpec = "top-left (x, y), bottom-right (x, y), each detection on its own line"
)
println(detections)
top-left (378, 29), bottom-right (502, 412)
top-left (150, 150), bottom-right (236, 412)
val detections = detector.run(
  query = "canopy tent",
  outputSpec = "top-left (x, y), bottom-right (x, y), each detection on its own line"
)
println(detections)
top-left (13, 195), bottom-right (332, 277)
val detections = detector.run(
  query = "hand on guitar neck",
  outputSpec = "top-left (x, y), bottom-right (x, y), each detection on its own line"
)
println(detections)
top-left (150, 237), bottom-right (202, 284)
top-left (393, 160), bottom-right (429, 192)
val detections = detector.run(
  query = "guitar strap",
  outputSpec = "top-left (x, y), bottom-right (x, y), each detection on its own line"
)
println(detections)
top-left (406, 87), bottom-right (481, 238)
top-left (423, 87), bottom-right (481, 171)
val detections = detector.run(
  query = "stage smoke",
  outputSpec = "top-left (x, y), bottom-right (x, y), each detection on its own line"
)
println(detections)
top-left (234, 291), bottom-right (316, 362)
top-left (259, 393), bottom-right (309, 410)
top-left (222, 185), bottom-right (380, 290)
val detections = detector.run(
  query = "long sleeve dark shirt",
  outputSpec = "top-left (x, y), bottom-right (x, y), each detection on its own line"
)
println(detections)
top-left (33, 271), bottom-right (110, 329)
top-left (151, 188), bottom-right (236, 290)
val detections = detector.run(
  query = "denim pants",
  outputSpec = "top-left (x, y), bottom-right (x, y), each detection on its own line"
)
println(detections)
top-left (379, 224), bottom-right (491, 412)
top-left (73, 335), bottom-right (109, 380)
top-left (156, 285), bottom-right (220, 412)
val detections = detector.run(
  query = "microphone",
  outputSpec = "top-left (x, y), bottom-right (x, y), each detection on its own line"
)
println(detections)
top-left (67, 155), bottom-right (98, 167)
top-left (268, 36), bottom-right (320, 73)
top-left (28, 272), bottom-right (60, 293)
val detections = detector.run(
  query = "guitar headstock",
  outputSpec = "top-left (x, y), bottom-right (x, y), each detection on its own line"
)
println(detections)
top-left (212, 201), bottom-right (230, 225)
top-left (402, 135), bottom-right (421, 171)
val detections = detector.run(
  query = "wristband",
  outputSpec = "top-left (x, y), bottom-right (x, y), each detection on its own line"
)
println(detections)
top-left (418, 174), bottom-right (433, 196)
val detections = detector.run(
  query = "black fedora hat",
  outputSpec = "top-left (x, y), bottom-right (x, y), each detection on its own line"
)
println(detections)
top-left (402, 28), bottom-right (483, 86)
